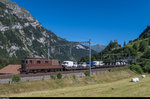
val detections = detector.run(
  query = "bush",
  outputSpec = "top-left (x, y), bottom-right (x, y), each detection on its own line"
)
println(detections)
top-left (84, 71), bottom-right (90, 76)
top-left (0, 58), bottom-right (21, 69)
top-left (50, 75), bottom-right (56, 80)
top-left (142, 49), bottom-right (150, 59)
top-left (139, 40), bottom-right (148, 52)
top-left (116, 68), bottom-right (121, 71)
top-left (57, 72), bottom-right (62, 79)
top-left (12, 74), bottom-right (20, 82)
top-left (133, 43), bottom-right (138, 51)
top-left (129, 40), bottom-right (133, 43)
top-left (72, 75), bottom-right (76, 80)
top-left (129, 64), bottom-right (143, 74)
top-left (140, 59), bottom-right (150, 73)
top-left (72, 75), bottom-right (79, 84)
top-left (122, 66), bottom-right (128, 70)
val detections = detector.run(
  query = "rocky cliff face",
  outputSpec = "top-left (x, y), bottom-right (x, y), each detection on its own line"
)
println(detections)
top-left (0, 0), bottom-right (96, 61)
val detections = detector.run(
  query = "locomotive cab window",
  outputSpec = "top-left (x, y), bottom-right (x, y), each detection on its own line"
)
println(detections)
top-left (30, 60), bottom-right (32, 64)
top-left (25, 60), bottom-right (28, 64)
top-left (45, 61), bottom-right (48, 64)
top-left (37, 60), bottom-right (41, 64)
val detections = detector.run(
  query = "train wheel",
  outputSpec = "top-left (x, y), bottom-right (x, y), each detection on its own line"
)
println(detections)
top-left (25, 70), bottom-right (30, 74)
top-left (49, 69), bottom-right (51, 72)
top-left (25, 71), bottom-right (29, 74)
top-left (47, 69), bottom-right (50, 72)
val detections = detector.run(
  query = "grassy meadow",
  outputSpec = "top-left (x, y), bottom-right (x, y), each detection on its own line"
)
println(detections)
top-left (0, 69), bottom-right (149, 97)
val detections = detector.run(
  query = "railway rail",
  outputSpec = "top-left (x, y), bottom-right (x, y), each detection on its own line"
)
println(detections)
top-left (0, 65), bottom-right (128, 79)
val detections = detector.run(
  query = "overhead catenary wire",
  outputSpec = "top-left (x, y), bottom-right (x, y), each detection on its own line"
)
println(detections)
top-left (46, 38), bottom-right (92, 75)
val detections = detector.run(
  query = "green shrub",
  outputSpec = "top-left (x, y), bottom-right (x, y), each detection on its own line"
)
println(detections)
top-left (140, 59), bottom-right (150, 73)
top-left (72, 75), bottom-right (76, 80)
top-left (129, 64), bottom-right (143, 74)
top-left (122, 67), bottom-right (128, 70)
top-left (72, 75), bottom-right (79, 84)
top-left (139, 40), bottom-right (148, 52)
top-left (133, 43), bottom-right (139, 51)
top-left (142, 49), bottom-right (150, 59)
top-left (12, 74), bottom-right (20, 82)
top-left (57, 72), bottom-right (62, 79)
top-left (0, 58), bottom-right (21, 69)
top-left (50, 75), bottom-right (56, 80)
top-left (116, 68), bottom-right (121, 71)
top-left (84, 71), bottom-right (90, 76)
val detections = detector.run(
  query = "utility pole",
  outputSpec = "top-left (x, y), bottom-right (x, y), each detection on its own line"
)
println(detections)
top-left (59, 48), bottom-right (60, 54)
top-left (101, 52), bottom-right (102, 61)
top-left (70, 46), bottom-right (72, 56)
top-left (89, 39), bottom-right (91, 76)
top-left (128, 52), bottom-right (131, 64)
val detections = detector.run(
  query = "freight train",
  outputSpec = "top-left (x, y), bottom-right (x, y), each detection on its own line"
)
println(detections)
top-left (20, 58), bottom-right (128, 74)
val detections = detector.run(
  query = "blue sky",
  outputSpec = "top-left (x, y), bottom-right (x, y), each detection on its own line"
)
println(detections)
top-left (11, 0), bottom-right (150, 46)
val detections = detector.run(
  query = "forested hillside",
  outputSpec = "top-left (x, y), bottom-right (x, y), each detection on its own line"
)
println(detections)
top-left (80, 26), bottom-right (150, 73)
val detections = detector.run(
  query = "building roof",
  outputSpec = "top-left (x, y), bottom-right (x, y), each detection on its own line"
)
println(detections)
top-left (0, 64), bottom-right (21, 74)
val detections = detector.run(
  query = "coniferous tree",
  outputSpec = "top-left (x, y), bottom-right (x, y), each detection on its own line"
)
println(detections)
top-left (139, 40), bottom-right (148, 52)
top-left (142, 49), bottom-right (150, 59)
top-left (129, 40), bottom-right (133, 44)
top-left (133, 43), bottom-right (138, 51)
top-left (123, 41), bottom-right (126, 46)
top-left (148, 38), bottom-right (150, 45)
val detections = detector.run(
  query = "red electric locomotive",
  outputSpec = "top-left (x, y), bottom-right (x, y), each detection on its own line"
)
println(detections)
top-left (20, 58), bottom-right (63, 73)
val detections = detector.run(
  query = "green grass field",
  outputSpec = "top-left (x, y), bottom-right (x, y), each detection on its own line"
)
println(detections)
top-left (0, 69), bottom-right (149, 97)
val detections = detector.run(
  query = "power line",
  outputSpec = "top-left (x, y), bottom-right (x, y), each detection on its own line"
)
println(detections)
top-left (47, 39), bottom-right (92, 75)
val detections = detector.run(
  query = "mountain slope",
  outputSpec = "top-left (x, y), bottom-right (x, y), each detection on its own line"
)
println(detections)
top-left (0, 0), bottom-right (96, 62)
top-left (80, 26), bottom-right (150, 62)
top-left (91, 44), bottom-right (106, 52)
top-left (139, 26), bottom-right (150, 39)
top-left (99, 26), bottom-right (150, 61)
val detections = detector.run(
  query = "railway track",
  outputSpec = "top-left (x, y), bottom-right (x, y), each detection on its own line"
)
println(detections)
top-left (0, 65), bottom-right (128, 79)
